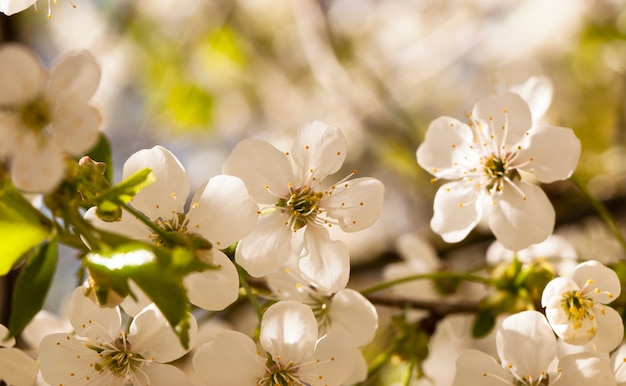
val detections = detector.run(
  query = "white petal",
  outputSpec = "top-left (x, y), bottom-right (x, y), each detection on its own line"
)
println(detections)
top-left (299, 330), bottom-right (355, 386)
top-left (417, 116), bottom-right (477, 179)
top-left (193, 331), bottom-right (266, 386)
top-left (571, 260), bottom-right (621, 303)
top-left (222, 138), bottom-right (293, 204)
top-left (260, 300), bottom-right (318, 364)
top-left (84, 206), bottom-right (151, 243)
top-left (68, 287), bottom-right (121, 342)
top-left (516, 125), bottom-right (581, 183)
top-left (452, 349), bottom-right (513, 386)
top-left (554, 352), bottom-right (616, 386)
top-left (610, 343), bottom-right (626, 383)
top-left (0, 348), bottom-right (37, 386)
top-left (472, 92), bottom-right (532, 147)
top-left (141, 362), bottom-right (192, 386)
top-left (0, 112), bottom-right (19, 157)
top-left (123, 146), bottom-right (189, 220)
top-left (496, 311), bottom-right (556, 379)
top-left (298, 226), bottom-right (350, 293)
top-left (590, 305), bottom-right (624, 352)
top-left (342, 349), bottom-right (368, 385)
top-left (510, 75), bottom-right (554, 123)
top-left (129, 304), bottom-right (197, 363)
top-left (291, 120), bottom-right (347, 183)
top-left (541, 277), bottom-right (575, 307)
top-left (185, 250), bottom-right (240, 311)
top-left (187, 174), bottom-right (258, 248)
top-left (488, 181), bottom-right (554, 251)
top-left (322, 177), bottom-right (385, 232)
top-left (39, 333), bottom-right (103, 386)
top-left (0, 44), bottom-right (42, 104)
top-left (52, 102), bottom-right (102, 156)
top-left (544, 295), bottom-right (597, 345)
top-left (430, 180), bottom-right (482, 243)
top-left (235, 211), bottom-right (293, 277)
top-left (21, 309), bottom-right (72, 349)
top-left (328, 289), bottom-right (378, 347)
top-left (266, 265), bottom-right (313, 303)
top-left (120, 280), bottom-right (153, 317)
top-left (10, 138), bottom-right (65, 193)
top-left (47, 50), bottom-right (101, 102)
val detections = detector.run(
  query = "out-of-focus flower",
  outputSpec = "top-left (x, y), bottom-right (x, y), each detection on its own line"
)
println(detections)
top-left (0, 324), bottom-right (38, 386)
top-left (452, 310), bottom-right (616, 385)
top-left (86, 145), bottom-right (258, 311)
top-left (0, 0), bottom-right (35, 16)
top-left (417, 92), bottom-right (580, 250)
top-left (611, 342), bottom-right (626, 385)
top-left (223, 120), bottom-right (385, 291)
top-left (542, 260), bottom-right (623, 351)
top-left (193, 300), bottom-right (355, 386)
top-left (39, 287), bottom-right (197, 386)
top-left (0, 44), bottom-right (102, 193)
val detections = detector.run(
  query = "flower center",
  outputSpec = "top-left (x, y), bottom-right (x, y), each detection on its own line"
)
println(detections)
top-left (277, 185), bottom-right (324, 231)
top-left (561, 290), bottom-right (593, 327)
top-left (19, 96), bottom-right (52, 133)
top-left (93, 335), bottom-right (144, 378)
top-left (483, 154), bottom-right (520, 191)
top-left (258, 357), bottom-right (302, 386)
top-left (149, 212), bottom-right (188, 246)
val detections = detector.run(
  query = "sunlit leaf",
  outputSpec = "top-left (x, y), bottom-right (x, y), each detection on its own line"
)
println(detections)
top-left (91, 168), bottom-right (155, 214)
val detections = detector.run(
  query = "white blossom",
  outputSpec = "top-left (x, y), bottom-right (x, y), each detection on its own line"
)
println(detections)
top-left (541, 260), bottom-right (623, 351)
top-left (0, 324), bottom-right (38, 386)
top-left (0, 44), bottom-right (102, 192)
top-left (85, 145), bottom-right (258, 312)
top-left (193, 300), bottom-right (355, 386)
top-left (0, 0), bottom-right (35, 15)
top-left (417, 92), bottom-right (580, 251)
top-left (39, 287), bottom-right (197, 386)
top-left (223, 120), bottom-right (384, 290)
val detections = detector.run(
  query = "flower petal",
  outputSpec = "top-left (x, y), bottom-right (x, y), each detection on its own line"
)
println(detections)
top-left (510, 75), bottom-right (553, 123)
top-left (193, 330), bottom-right (266, 386)
top-left (590, 305), bottom-right (623, 352)
top-left (187, 174), bottom-right (258, 248)
top-left (260, 300), bottom-right (318, 364)
top-left (0, 347), bottom-right (38, 386)
top-left (416, 116), bottom-right (477, 180)
top-left (235, 211), bottom-right (293, 277)
top-left (298, 226), bottom-right (350, 293)
top-left (544, 295), bottom-right (597, 345)
top-left (123, 145), bottom-right (189, 220)
top-left (185, 250), bottom-right (239, 311)
top-left (291, 120), bottom-right (347, 183)
top-left (68, 287), bottom-right (121, 343)
top-left (452, 349), bottom-right (513, 386)
top-left (10, 137), bottom-right (65, 193)
top-left (554, 352), bottom-right (616, 386)
top-left (52, 102), bottom-right (102, 156)
top-left (322, 176), bottom-right (385, 232)
top-left (488, 181), bottom-right (554, 251)
top-left (47, 50), bottom-right (101, 102)
top-left (516, 125), bottom-right (581, 183)
top-left (328, 289), bottom-right (378, 347)
top-left (430, 180), bottom-right (482, 243)
top-left (0, 44), bottom-right (42, 104)
top-left (129, 303), bottom-right (197, 363)
top-left (472, 92), bottom-right (532, 147)
top-left (84, 206), bottom-right (151, 243)
top-left (222, 138), bottom-right (293, 204)
top-left (571, 260), bottom-right (621, 303)
top-left (496, 311), bottom-right (556, 379)
top-left (39, 333), bottom-right (103, 386)
top-left (141, 362), bottom-right (192, 386)
top-left (299, 330), bottom-right (355, 386)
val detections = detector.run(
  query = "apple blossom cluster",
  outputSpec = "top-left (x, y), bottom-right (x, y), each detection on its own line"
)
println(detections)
top-left (1, 15), bottom-right (626, 386)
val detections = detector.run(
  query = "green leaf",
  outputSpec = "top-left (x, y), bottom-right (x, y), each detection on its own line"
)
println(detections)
top-left (0, 187), bottom-right (50, 275)
top-left (86, 133), bottom-right (114, 184)
top-left (91, 168), bottom-right (155, 213)
top-left (8, 240), bottom-right (58, 336)
top-left (472, 310), bottom-right (496, 338)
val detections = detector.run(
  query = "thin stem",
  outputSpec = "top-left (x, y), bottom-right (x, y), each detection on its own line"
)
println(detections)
top-left (236, 262), bottom-right (264, 321)
top-left (571, 175), bottom-right (626, 252)
top-left (360, 271), bottom-right (494, 297)
top-left (116, 201), bottom-right (171, 243)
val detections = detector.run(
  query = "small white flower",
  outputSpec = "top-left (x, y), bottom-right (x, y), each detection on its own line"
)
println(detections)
top-left (193, 300), bottom-right (355, 386)
top-left (417, 92), bottom-right (580, 251)
top-left (39, 287), bottom-right (197, 386)
top-left (0, 44), bottom-right (102, 192)
top-left (223, 120), bottom-right (384, 290)
top-left (86, 145), bottom-right (259, 312)
top-left (0, 324), bottom-right (38, 386)
top-left (541, 260), bottom-right (623, 351)
top-left (453, 310), bottom-right (616, 385)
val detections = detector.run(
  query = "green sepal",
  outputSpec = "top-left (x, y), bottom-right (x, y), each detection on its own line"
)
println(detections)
top-left (89, 168), bottom-right (155, 218)
top-left (0, 183), bottom-right (50, 275)
top-left (8, 239), bottom-right (58, 337)
top-left (472, 309), bottom-right (496, 338)
top-left (86, 133), bottom-right (114, 184)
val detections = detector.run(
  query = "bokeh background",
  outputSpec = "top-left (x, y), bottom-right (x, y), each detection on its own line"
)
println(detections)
top-left (2, 0), bottom-right (626, 384)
